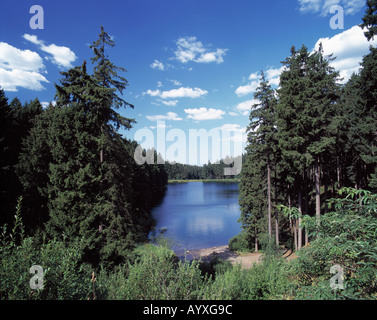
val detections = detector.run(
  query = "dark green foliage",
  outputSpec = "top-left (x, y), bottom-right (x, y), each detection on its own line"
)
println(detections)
top-left (13, 27), bottom-right (168, 269)
top-left (361, 0), bottom-right (377, 41)
top-left (228, 231), bottom-right (251, 253)
top-left (0, 199), bottom-right (91, 300)
top-left (95, 244), bottom-right (207, 300)
top-left (0, 91), bottom-right (43, 228)
top-left (291, 188), bottom-right (377, 299)
top-left (164, 156), bottom-right (242, 181)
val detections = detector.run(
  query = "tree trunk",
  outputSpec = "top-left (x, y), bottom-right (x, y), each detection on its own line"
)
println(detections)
top-left (274, 167), bottom-right (279, 246)
top-left (267, 158), bottom-right (272, 240)
top-left (254, 226), bottom-right (258, 253)
top-left (315, 159), bottom-right (321, 228)
top-left (304, 169), bottom-right (309, 246)
top-left (298, 191), bottom-right (303, 250)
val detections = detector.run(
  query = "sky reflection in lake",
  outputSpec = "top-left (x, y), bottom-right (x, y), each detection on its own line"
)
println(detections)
top-left (150, 182), bottom-right (242, 254)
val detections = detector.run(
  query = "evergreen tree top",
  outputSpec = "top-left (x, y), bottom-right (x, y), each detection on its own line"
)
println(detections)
top-left (54, 26), bottom-right (136, 132)
top-left (90, 26), bottom-right (135, 113)
top-left (361, 0), bottom-right (377, 42)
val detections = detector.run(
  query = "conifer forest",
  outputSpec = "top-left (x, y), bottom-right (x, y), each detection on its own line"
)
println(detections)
top-left (1, 0), bottom-right (377, 303)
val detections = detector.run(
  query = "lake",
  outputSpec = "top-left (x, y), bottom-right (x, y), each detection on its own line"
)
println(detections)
top-left (150, 182), bottom-right (242, 255)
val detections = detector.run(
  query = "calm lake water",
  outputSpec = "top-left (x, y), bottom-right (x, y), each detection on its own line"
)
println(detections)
top-left (150, 182), bottom-right (242, 254)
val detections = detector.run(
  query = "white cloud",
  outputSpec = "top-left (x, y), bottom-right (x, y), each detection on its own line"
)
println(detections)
top-left (170, 79), bottom-right (182, 86)
top-left (0, 42), bottom-right (44, 72)
top-left (161, 87), bottom-right (208, 99)
top-left (0, 68), bottom-right (49, 92)
top-left (216, 124), bottom-right (247, 144)
top-left (235, 67), bottom-right (284, 97)
top-left (159, 99), bottom-right (179, 107)
top-left (249, 72), bottom-right (259, 80)
top-left (0, 42), bottom-right (49, 91)
top-left (234, 99), bottom-right (260, 116)
top-left (298, 0), bottom-right (365, 16)
top-left (144, 89), bottom-right (161, 97)
top-left (265, 66), bottom-right (285, 86)
top-left (23, 34), bottom-right (77, 69)
top-left (313, 25), bottom-right (377, 82)
top-left (184, 107), bottom-right (226, 121)
top-left (151, 59), bottom-right (165, 71)
top-left (174, 36), bottom-right (228, 64)
top-left (235, 81), bottom-right (259, 97)
top-left (147, 112), bottom-right (183, 122)
top-left (144, 87), bottom-right (208, 99)
top-left (41, 101), bottom-right (56, 109)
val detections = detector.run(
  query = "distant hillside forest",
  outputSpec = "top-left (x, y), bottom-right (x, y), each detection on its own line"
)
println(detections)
top-left (164, 155), bottom-right (243, 181)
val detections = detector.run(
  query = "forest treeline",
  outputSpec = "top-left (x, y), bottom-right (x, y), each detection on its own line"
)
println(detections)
top-left (1, 1), bottom-right (377, 301)
top-left (164, 155), bottom-right (243, 181)
top-left (0, 27), bottom-right (168, 269)
top-left (237, 1), bottom-right (377, 253)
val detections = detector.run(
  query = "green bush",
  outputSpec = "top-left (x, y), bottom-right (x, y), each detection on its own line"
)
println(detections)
top-left (198, 253), bottom-right (233, 280)
top-left (206, 256), bottom-right (294, 300)
top-left (97, 244), bottom-right (209, 300)
top-left (0, 233), bottom-right (92, 300)
top-left (291, 188), bottom-right (377, 300)
top-left (229, 231), bottom-right (251, 253)
top-left (0, 199), bottom-right (92, 300)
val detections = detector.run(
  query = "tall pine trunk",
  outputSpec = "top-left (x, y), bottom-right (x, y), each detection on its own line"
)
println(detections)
top-left (298, 191), bottom-right (303, 250)
top-left (315, 158), bottom-right (321, 228)
top-left (254, 225), bottom-right (258, 253)
top-left (274, 167), bottom-right (279, 246)
top-left (267, 157), bottom-right (272, 240)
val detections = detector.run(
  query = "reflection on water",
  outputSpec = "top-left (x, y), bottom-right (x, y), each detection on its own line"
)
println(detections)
top-left (150, 182), bottom-right (242, 254)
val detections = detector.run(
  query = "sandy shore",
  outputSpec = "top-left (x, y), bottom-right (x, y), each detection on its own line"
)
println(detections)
top-left (183, 245), bottom-right (263, 269)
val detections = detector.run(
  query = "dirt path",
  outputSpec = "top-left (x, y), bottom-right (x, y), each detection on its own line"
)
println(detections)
top-left (186, 245), bottom-right (263, 269)
top-left (185, 245), bottom-right (297, 269)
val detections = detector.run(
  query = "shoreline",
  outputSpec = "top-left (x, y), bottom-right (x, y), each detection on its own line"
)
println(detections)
top-left (178, 245), bottom-right (263, 269)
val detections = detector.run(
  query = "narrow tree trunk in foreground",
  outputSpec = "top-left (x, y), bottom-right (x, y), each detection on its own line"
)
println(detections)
top-left (267, 158), bottom-right (272, 240)
top-left (315, 159), bottom-right (321, 229)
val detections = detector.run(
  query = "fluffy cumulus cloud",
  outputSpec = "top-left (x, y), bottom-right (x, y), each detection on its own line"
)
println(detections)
top-left (184, 107), bottom-right (225, 121)
top-left (0, 42), bottom-right (48, 91)
top-left (314, 25), bottom-right (377, 82)
top-left (235, 67), bottom-right (283, 97)
top-left (151, 59), bottom-right (165, 71)
top-left (298, 0), bottom-right (365, 16)
top-left (0, 35), bottom-right (77, 92)
top-left (158, 99), bottom-right (179, 107)
top-left (174, 36), bottom-right (228, 64)
top-left (146, 112), bottom-right (183, 122)
top-left (216, 124), bottom-right (247, 144)
top-left (144, 87), bottom-right (208, 100)
top-left (23, 34), bottom-right (77, 69)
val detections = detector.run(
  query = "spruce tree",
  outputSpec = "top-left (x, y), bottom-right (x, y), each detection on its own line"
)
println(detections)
top-left (277, 44), bottom-right (339, 241)
top-left (361, 0), bottom-right (377, 41)
top-left (240, 72), bottom-right (279, 249)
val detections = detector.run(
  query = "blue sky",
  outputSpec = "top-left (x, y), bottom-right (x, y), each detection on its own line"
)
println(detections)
top-left (1, 0), bottom-right (375, 165)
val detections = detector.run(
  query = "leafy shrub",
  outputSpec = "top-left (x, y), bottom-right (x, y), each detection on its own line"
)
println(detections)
top-left (198, 253), bottom-right (233, 280)
top-left (0, 198), bottom-right (92, 300)
top-left (291, 188), bottom-right (377, 300)
top-left (98, 244), bottom-right (209, 300)
top-left (229, 231), bottom-right (251, 253)
top-left (205, 255), bottom-right (294, 300)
